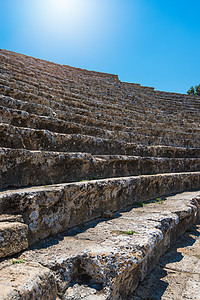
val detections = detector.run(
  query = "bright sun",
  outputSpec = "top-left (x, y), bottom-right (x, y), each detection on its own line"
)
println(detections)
top-left (43, 0), bottom-right (86, 26)
top-left (35, 0), bottom-right (98, 38)
top-left (31, 0), bottom-right (119, 51)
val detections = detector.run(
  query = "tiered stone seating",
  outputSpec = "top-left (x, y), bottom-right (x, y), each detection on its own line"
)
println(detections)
top-left (0, 49), bottom-right (200, 299)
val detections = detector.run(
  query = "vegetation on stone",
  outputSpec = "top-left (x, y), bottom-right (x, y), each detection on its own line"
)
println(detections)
top-left (12, 259), bottom-right (26, 264)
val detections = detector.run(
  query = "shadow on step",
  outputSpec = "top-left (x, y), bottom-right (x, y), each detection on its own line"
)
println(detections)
top-left (28, 197), bottom-right (168, 252)
top-left (128, 225), bottom-right (200, 299)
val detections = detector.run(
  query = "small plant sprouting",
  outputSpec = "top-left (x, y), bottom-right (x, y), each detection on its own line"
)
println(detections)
top-left (154, 198), bottom-right (164, 204)
top-left (112, 230), bottom-right (139, 235)
top-left (134, 201), bottom-right (147, 207)
top-left (122, 230), bottom-right (139, 235)
top-left (12, 259), bottom-right (26, 265)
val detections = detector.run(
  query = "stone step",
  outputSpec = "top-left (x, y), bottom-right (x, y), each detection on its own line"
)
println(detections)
top-left (129, 223), bottom-right (200, 299)
top-left (1, 76), bottom-right (200, 126)
top-left (1, 105), bottom-right (200, 147)
top-left (1, 50), bottom-right (200, 106)
top-left (0, 260), bottom-right (57, 299)
top-left (0, 190), bottom-right (199, 299)
top-left (1, 147), bottom-right (200, 189)
top-left (1, 123), bottom-right (200, 157)
top-left (0, 93), bottom-right (130, 133)
top-left (1, 82), bottom-right (187, 127)
top-left (2, 57), bottom-right (200, 112)
top-left (0, 172), bottom-right (200, 247)
top-left (0, 214), bottom-right (28, 258)
top-left (2, 94), bottom-right (199, 136)
top-left (1, 66), bottom-right (200, 122)
top-left (3, 71), bottom-right (193, 118)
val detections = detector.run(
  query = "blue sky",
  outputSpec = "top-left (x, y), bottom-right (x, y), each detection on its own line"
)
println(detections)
top-left (0, 0), bottom-right (199, 93)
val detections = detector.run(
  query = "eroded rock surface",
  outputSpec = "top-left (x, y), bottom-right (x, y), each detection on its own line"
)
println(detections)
top-left (0, 261), bottom-right (57, 299)
top-left (0, 173), bottom-right (200, 246)
top-left (129, 224), bottom-right (200, 300)
top-left (0, 190), bottom-right (196, 299)
top-left (0, 219), bottom-right (28, 258)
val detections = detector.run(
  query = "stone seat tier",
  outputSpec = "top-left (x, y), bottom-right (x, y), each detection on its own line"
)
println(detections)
top-left (0, 83), bottom-right (169, 125)
top-left (1, 147), bottom-right (200, 189)
top-left (0, 51), bottom-right (120, 84)
top-left (0, 214), bottom-right (28, 258)
top-left (0, 49), bottom-right (200, 299)
top-left (1, 123), bottom-right (200, 158)
top-left (1, 77), bottom-right (192, 125)
top-left (1, 72), bottom-right (200, 125)
top-left (1, 50), bottom-right (200, 106)
top-left (2, 56), bottom-right (199, 113)
top-left (0, 172), bottom-right (200, 248)
top-left (1, 105), bottom-right (200, 148)
top-left (1, 85), bottom-right (199, 139)
top-left (143, 92), bottom-right (200, 109)
top-left (1, 61), bottom-right (199, 114)
top-left (1, 94), bottom-right (199, 136)
top-left (1, 65), bottom-right (200, 124)
top-left (0, 191), bottom-right (199, 299)
top-left (0, 190), bottom-right (199, 299)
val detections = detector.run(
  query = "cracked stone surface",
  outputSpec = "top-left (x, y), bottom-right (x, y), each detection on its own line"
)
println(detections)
top-left (1, 147), bottom-right (200, 189)
top-left (2, 190), bottom-right (196, 299)
top-left (1, 173), bottom-right (200, 247)
top-left (0, 261), bottom-right (57, 299)
top-left (128, 224), bottom-right (200, 300)
top-left (0, 221), bottom-right (28, 258)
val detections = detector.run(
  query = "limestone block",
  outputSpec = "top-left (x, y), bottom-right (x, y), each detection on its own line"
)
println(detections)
top-left (1, 147), bottom-right (200, 189)
top-left (0, 222), bottom-right (28, 258)
top-left (0, 172), bottom-right (200, 245)
top-left (0, 261), bottom-right (57, 299)
top-left (1, 123), bottom-right (200, 158)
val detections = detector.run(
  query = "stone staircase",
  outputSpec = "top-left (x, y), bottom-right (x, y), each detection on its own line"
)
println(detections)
top-left (0, 49), bottom-right (200, 299)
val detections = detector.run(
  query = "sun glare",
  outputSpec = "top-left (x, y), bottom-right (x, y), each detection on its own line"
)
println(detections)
top-left (29, 0), bottom-right (138, 55)
top-left (34, 0), bottom-right (101, 40)
top-left (42, 0), bottom-right (86, 27)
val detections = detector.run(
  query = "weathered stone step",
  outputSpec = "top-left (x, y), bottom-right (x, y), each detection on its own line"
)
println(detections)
top-left (0, 50), bottom-right (120, 84)
top-left (0, 94), bottom-right (130, 134)
top-left (0, 190), bottom-right (199, 299)
top-left (2, 93), bottom-right (198, 138)
top-left (1, 123), bottom-right (200, 157)
top-left (2, 71), bottom-right (185, 120)
top-left (1, 147), bottom-right (200, 189)
top-left (0, 260), bottom-right (57, 299)
top-left (1, 67), bottom-right (199, 122)
top-left (1, 97), bottom-right (198, 147)
top-left (0, 214), bottom-right (28, 258)
top-left (1, 50), bottom-right (200, 104)
top-left (1, 94), bottom-right (199, 138)
top-left (0, 172), bottom-right (200, 247)
top-left (1, 76), bottom-right (199, 126)
top-left (0, 82), bottom-right (171, 125)
top-left (1, 105), bottom-right (200, 147)
top-left (129, 223), bottom-right (200, 299)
